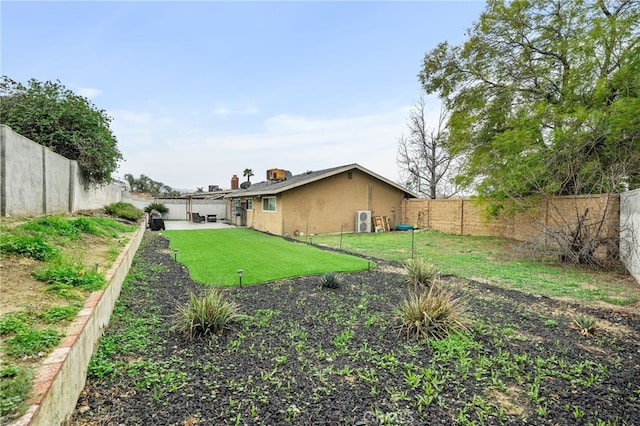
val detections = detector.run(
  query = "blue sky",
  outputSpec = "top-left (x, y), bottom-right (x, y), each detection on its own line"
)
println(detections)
top-left (2, 1), bottom-right (486, 191)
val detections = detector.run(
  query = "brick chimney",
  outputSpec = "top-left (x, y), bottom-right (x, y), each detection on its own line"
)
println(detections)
top-left (231, 174), bottom-right (239, 190)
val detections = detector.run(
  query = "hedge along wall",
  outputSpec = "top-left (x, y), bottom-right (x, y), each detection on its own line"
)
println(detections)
top-left (402, 194), bottom-right (621, 245)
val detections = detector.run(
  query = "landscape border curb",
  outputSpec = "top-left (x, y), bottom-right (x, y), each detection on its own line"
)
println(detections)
top-left (9, 220), bottom-right (147, 426)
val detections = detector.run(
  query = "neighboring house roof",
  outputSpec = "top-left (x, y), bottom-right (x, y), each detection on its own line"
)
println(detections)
top-left (225, 163), bottom-right (418, 198)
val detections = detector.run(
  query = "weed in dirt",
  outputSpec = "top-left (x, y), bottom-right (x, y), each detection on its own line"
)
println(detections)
top-left (0, 363), bottom-right (31, 422)
top-left (41, 305), bottom-right (80, 323)
top-left (3, 327), bottom-right (60, 357)
top-left (0, 232), bottom-right (59, 261)
top-left (32, 262), bottom-right (105, 290)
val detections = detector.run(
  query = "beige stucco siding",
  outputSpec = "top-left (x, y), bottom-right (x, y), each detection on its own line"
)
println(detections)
top-left (268, 169), bottom-right (406, 235)
top-left (247, 195), bottom-right (284, 234)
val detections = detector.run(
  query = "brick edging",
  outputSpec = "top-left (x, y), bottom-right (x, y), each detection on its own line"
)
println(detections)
top-left (9, 220), bottom-right (146, 426)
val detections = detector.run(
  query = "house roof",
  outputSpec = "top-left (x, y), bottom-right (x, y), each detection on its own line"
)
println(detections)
top-left (225, 163), bottom-right (418, 199)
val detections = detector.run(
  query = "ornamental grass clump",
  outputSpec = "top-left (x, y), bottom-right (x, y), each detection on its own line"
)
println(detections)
top-left (404, 258), bottom-right (438, 291)
top-left (319, 272), bottom-right (340, 289)
top-left (176, 289), bottom-right (241, 338)
top-left (572, 314), bottom-right (596, 338)
top-left (397, 284), bottom-right (468, 340)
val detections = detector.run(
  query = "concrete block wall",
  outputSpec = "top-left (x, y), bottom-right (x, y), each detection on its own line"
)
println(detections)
top-left (403, 195), bottom-right (621, 244)
top-left (122, 193), bottom-right (228, 221)
top-left (620, 189), bottom-right (640, 283)
top-left (1, 125), bottom-right (122, 217)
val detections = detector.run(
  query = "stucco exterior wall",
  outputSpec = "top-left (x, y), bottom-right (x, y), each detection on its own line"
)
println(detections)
top-left (245, 169), bottom-right (407, 236)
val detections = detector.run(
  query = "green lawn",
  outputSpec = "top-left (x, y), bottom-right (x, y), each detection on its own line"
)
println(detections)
top-left (163, 228), bottom-right (373, 286)
top-left (301, 230), bottom-right (639, 307)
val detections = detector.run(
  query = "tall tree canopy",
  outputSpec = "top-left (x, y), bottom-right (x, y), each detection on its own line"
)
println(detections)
top-left (0, 76), bottom-right (122, 185)
top-left (419, 0), bottom-right (640, 199)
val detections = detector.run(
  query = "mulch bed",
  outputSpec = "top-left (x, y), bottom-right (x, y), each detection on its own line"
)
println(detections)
top-left (71, 232), bottom-right (640, 425)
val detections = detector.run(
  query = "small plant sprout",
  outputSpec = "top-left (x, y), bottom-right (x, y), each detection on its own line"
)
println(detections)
top-left (319, 272), bottom-right (340, 289)
top-left (572, 314), bottom-right (596, 337)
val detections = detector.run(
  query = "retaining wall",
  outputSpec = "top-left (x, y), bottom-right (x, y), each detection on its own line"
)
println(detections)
top-left (0, 125), bottom-right (122, 217)
top-left (10, 221), bottom-right (146, 426)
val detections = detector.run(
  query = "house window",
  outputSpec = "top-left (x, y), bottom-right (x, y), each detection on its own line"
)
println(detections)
top-left (232, 198), bottom-right (242, 216)
top-left (347, 171), bottom-right (353, 179)
top-left (262, 196), bottom-right (276, 212)
top-left (246, 199), bottom-right (253, 210)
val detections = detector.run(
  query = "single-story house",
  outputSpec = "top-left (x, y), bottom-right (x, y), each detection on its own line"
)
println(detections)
top-left (225, 163), bottom-right (418, 236)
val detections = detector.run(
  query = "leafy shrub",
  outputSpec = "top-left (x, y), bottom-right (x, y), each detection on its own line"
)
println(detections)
top-left (144, 202), bottom-right (169, 215)
top-left (41, 305), bottom-right (80, 323)
top-left (20, 216), bottom-right (101, 238)
top-left (0, 232), bottom-right (58, 261)
top-left (319, 272), bottom-right (340, 289)
top-left (33, 262), bottom-right (106, 290)
top-left (69, 217), bottom-right (99, 235)
top-left (572, 314), bottom-right (596, 337)
top-left (404, 258), bottom-right (438, 290)
top-left (397, 285), bottom-right (468, 340)
top-left (176, 289), bottom-right (241, 338)
top-left (0, 313), bottom-right (30, 336)
top-left (0, 363), bottom-right (32, 421)
top-left (45, 283), bottom-right (83, 301)
top-left (4, 327), bottom-right (61, 357)
top-left (104, 202), bottom-right (143, 221)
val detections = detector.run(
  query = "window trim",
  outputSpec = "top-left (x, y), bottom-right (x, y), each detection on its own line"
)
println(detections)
top-left (262, 196), bottom-right (276, 212)
top-left (246, 198), bottom-right (253, 210)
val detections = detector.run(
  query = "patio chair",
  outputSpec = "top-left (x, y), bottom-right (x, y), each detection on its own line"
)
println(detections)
top-left (191, 212), bottom-right (206, 223)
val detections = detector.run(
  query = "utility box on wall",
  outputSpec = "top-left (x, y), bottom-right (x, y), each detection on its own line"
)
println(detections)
top-left (356, 211), bottom-right (372, 233)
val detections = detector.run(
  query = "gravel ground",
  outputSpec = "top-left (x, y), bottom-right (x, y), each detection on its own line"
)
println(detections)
top-left (71, 232), bottom-right (640, 425)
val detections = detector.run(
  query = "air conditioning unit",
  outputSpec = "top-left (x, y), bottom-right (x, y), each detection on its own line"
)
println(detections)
top-left (355, 211), bottom-right (372, 233)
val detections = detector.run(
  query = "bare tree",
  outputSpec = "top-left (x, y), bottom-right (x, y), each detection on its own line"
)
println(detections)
top-left (397, 96), bottom-right (459, 199)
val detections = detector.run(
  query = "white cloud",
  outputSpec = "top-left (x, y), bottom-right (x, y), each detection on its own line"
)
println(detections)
top-left (110, 98), bottom-right (445, 191)
top-left (77, 87), bottom-right (102, 98)
top-left (212, 105), bottom-right (260, 117)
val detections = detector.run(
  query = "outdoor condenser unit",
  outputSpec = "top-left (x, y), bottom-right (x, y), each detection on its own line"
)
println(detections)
top-left (355, 211), bottom-right (372, 233)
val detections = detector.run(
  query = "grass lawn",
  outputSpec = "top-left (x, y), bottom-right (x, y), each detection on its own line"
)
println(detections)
top-left (163, 228), bottom-right (373, 286)
top-left (301, 229), bottom-right (639, 307)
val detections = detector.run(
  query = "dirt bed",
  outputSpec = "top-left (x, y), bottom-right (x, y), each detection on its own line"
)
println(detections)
top-left (71, 232), bottom-right (640, 425)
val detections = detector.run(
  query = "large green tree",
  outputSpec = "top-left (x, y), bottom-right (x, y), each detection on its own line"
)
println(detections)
top-left (419, 0), bottom-right (640, 199)
top-left (124, 173), bottom-right (181, 197)
top-left (0, 76), bottom-right (122, 185)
